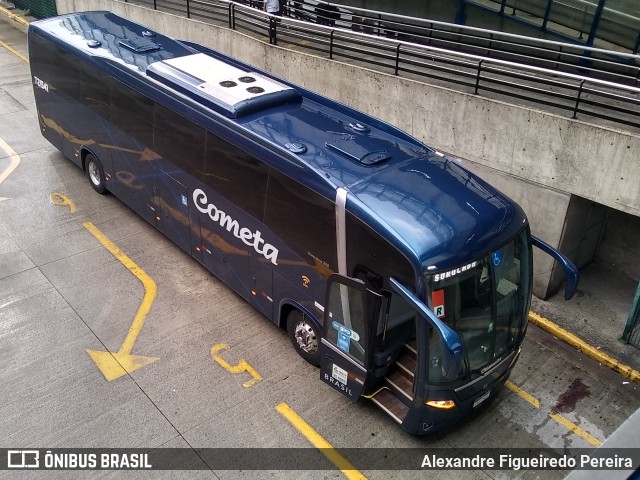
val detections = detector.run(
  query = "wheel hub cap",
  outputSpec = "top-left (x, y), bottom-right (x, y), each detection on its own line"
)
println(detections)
top-left (294, 321), bottom-right (318, 354)
top-left (88, 162), bottom-right (100, 186)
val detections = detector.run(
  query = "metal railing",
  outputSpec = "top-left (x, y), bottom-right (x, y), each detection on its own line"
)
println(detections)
top-left (124, 0), bottom-right (640, 130)
top-left (476, 0), bottom-right (640, 54)
top-left (280, 0), bottom-right (640, 86)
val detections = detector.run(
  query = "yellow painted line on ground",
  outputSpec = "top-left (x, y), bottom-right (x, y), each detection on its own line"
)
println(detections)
top-left (505, 380), bottom-right (602, 446)
top-left (276, 402), bottom-right (367, 480)
top-left (529, 311), bottom-right (640, 384)
top-left (50, 192), bottom-right (77, 213)
top-left (0, 37), bottom-right (28, 63)
top-left (549, 413), bottom-right (602, 447)
top-left (83, 221), bottom-right (159, 381)
top-left (504, 380), bottom-right (540, 408)
top-left (211, 343), bottom-right (262, 387)
top-left (514, 382), bottom-right (602, 446)
top-left (0, 5), bottom-right (29, 27)
top-left (0, 136), bottom-right (21, 202)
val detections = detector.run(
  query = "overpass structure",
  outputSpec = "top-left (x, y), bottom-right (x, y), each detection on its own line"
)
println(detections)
top-left (47, 0), bottom-right (639, 322)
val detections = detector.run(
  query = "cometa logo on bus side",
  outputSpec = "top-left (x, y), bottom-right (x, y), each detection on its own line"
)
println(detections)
top-left (192, 188), bottom-right (279, 265)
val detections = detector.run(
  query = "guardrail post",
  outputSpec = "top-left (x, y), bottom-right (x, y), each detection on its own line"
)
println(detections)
top-left (620, 281), bottom-right (640, 344)
top-left (187, 0), bottom-right (190, 19)
top-left (329, 30), bottom-right (334, 59)
top-left (572, 79), bottom-right (585, 119)
top-left (455, 0), bottom-right (466, 25)
top-left (541, 0), bottom-right (553, 32)
top-left (229, 3), bottom-right (235, 30)
top-left (586, 0), bottom-right (606, 47)
top-left (395, 44), bottom-right (401, 75)
top-left (474, 59), bottom-right (483, 94)
top-left (556, 45), bottom-right (562, 71)
top-left (153, 0), bottom-right (157, 10)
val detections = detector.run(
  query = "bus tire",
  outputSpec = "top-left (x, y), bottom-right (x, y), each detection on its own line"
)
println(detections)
top-left (287, 309), bottom-right (321, 366)
top-left (85, 153), bottom-right (106, 194)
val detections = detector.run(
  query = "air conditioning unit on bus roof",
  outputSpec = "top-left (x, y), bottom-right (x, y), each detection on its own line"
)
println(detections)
top-left (146, 53), bottom-right (301, 118)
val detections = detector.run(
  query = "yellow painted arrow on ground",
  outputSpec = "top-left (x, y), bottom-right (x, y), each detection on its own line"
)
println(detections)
top-left (0, 136), bottom-right (21, 202)
top-left (83, 221), bottom-right (159, 381)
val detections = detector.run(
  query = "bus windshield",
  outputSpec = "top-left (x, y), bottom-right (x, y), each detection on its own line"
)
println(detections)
top-left (426, 228), bottom-right (532, 381)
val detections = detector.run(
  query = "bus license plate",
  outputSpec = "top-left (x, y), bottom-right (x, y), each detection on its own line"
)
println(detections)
top-left (473, 391), bottom-right (490, 408)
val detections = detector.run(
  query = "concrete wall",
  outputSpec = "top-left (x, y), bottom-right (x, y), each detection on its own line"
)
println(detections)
top-left (597, 209), bottom-right (640, 282)
top-left (551, 196), bottom-right (608, 297)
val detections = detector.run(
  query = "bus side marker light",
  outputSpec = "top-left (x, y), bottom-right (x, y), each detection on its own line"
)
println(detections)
top-left (425, 400), bottom-right (456, 410)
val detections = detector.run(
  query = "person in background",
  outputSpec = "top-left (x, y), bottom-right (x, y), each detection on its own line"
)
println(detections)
top-left (264, 0), bottom-right (281, 45)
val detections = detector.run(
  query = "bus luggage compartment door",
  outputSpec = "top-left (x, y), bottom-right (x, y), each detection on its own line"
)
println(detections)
top-left (154, 172), bottom-right (191, 254)
top-left (320, 274), bottom-right (383, 401)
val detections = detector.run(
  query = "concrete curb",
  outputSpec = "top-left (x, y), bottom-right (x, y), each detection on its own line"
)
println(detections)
top-left (529, 311), bottom-right (640, 384)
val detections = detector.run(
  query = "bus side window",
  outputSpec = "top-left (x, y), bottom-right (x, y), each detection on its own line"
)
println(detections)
top-left (202, 132), bottom-right (268, 221)
top-left (154, 103), bottom-right (205, 180)
top-left (111, 80), bottom-right (154, 151)
top-left (56, 49), bottom-right (80, 101)
top-left (81, 63), bottom-right (110, 119)
top-left (264, 170), bottom-right (337, 272)
top-left (345, 212), bottom-right (414, 289)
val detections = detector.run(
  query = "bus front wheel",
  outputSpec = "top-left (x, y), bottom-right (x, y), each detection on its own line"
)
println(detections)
top-left (86, 153), bottom-right (106, 194)
top-left (287, 310), bottom-right (321, 366)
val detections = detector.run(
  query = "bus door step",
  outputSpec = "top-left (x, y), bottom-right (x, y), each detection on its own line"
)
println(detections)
top-left (385, 369), bottom-right (414, 401)
top-left (370, 389), bottom-right (409, 424)
top-left (394, 346), bottom-right (417, 379)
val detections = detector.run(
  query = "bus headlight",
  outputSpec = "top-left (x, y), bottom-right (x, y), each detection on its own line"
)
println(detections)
top-left (425, 400), bottom-right (456, 410)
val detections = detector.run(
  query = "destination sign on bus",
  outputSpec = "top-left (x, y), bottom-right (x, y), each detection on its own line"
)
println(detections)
top-left (433, 261), bottom-right (479, 282)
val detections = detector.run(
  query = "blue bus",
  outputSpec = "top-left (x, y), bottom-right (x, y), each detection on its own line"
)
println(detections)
top-left (28, 11), bottom-right (578, 434)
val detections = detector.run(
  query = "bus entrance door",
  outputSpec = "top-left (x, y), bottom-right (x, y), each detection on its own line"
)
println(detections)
top-left (320, 275), bottom-right (383, 401)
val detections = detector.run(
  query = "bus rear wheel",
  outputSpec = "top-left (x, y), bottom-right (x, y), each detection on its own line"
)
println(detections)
top-left (287, 310), bottom-right (321, 366)
top-left (86, 153), bottom-right (106, 194)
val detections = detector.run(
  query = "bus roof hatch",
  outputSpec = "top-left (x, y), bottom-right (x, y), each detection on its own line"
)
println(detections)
top-left (146, 53), bottom-right (301, 118)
